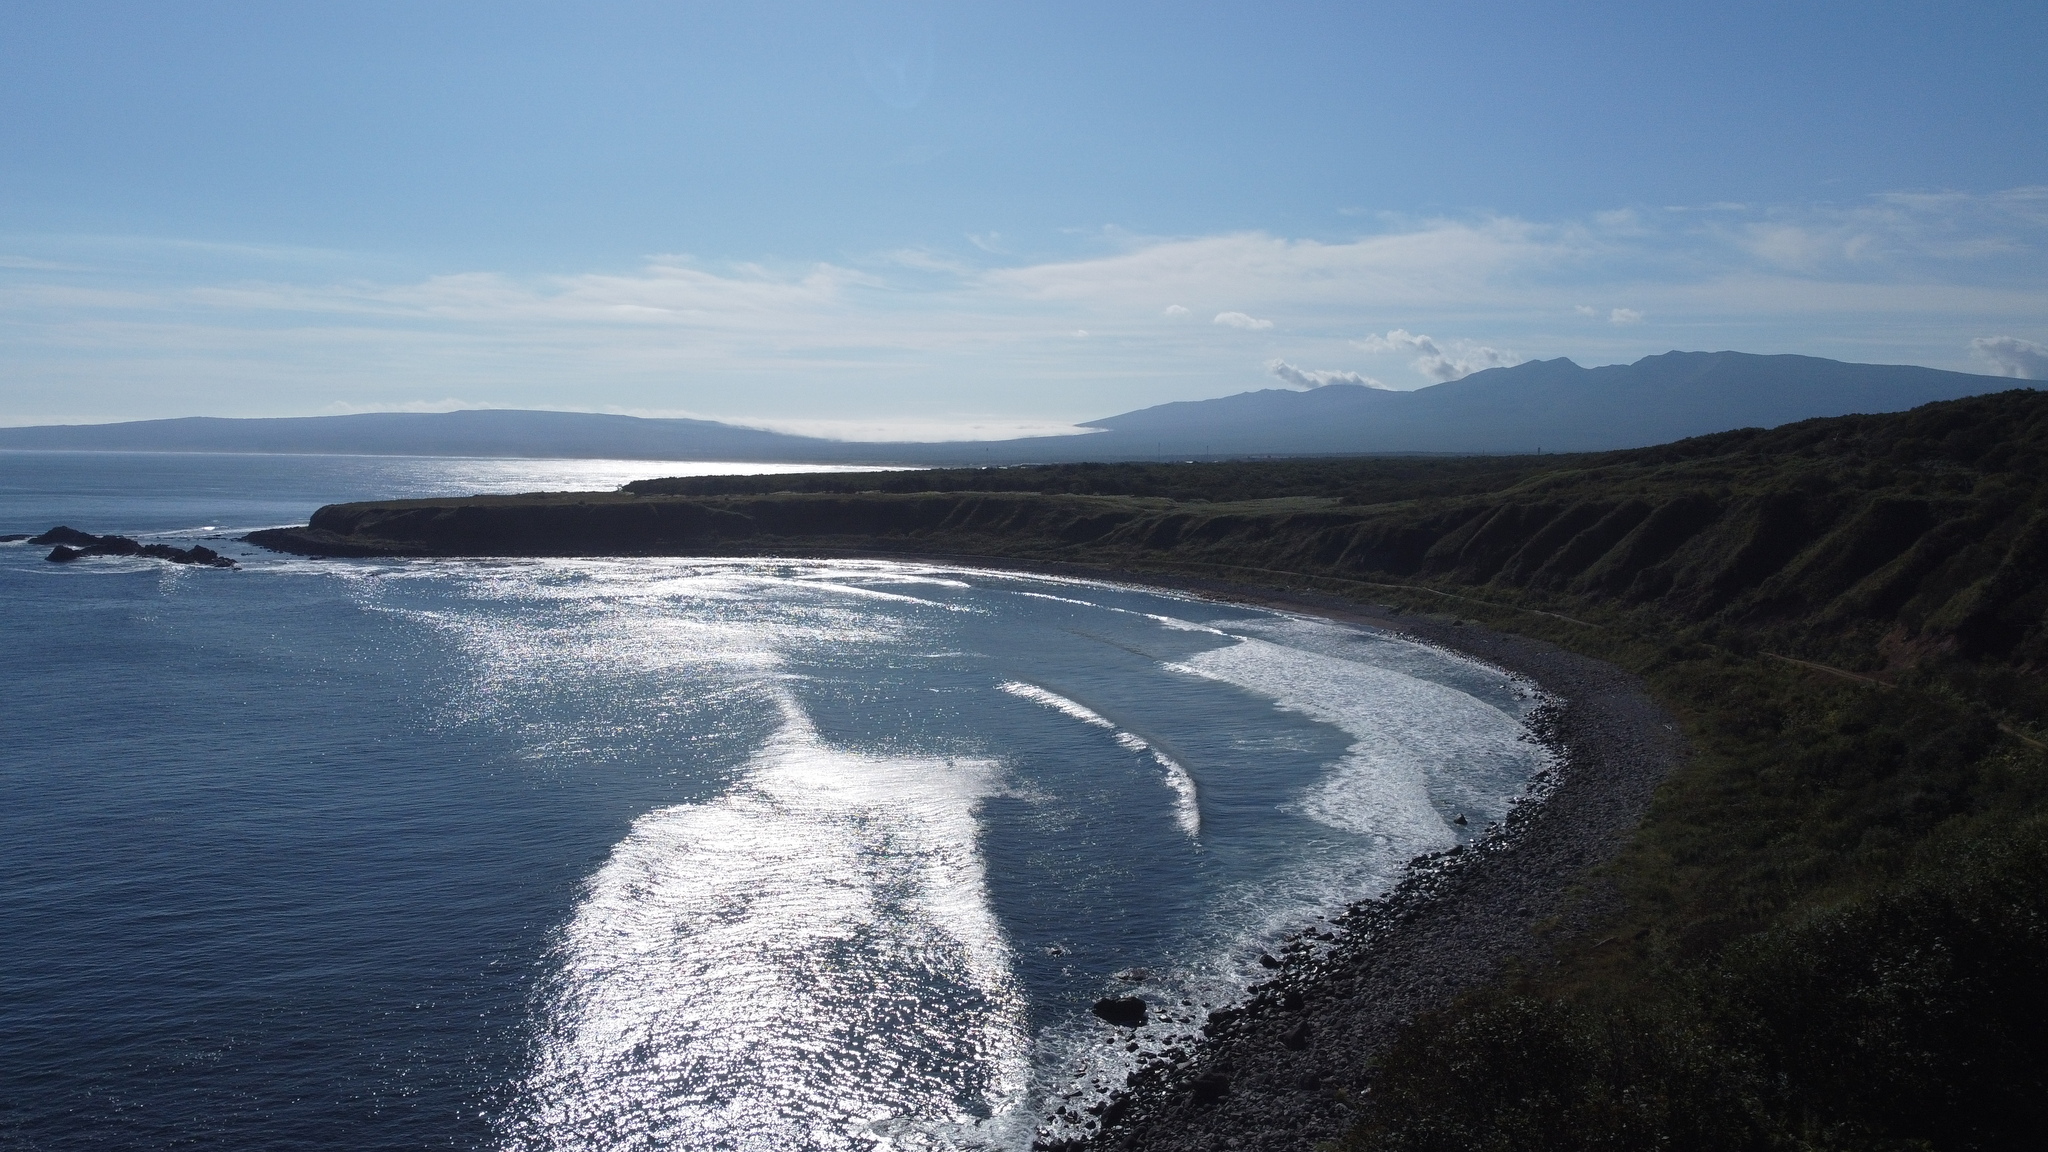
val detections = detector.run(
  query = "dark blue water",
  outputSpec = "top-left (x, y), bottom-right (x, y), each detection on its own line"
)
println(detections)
top-left (0, 452), bottom-right (1547, 1150)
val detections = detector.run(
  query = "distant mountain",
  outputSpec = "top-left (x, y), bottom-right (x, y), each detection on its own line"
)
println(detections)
top-left (0, 352), bottom-right (2024, 463)
top-left (0, 408), bottom-right (891, 462)
top-left (1059, 351), bottom-right (2022, 456)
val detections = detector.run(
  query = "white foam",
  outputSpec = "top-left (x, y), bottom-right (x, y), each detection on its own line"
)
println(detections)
top-left (997, 681), bottom-right (1114, 729)
top-left (503, 695), bottom-right (1028, 1151)
top-left (1010, 590), bottom-right (1101, 608)
top-left (1149, 749), bottom-right (1201, 838)
top-left (999, 681), bottom-right (1200, 838)
top-left (1170, 633), bottom-right (1537, 854)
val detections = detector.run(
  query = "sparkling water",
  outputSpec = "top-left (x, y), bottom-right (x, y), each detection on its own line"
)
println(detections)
top-left (0, 451), bottom-right (1548, 1150)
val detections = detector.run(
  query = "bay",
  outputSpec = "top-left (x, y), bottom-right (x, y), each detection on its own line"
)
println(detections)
top-left (0, 452), bottom-right (1547, 1150)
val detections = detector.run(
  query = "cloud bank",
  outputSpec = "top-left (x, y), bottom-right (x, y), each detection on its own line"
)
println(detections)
top-left (1972, 336), bottom-right (2048, 380)
top-left (1267, 360), bottom-right (1388, 390)
top-left (2, 187), bottom-right (2044, 425)
top-left (1353, 329), bottom-right (1522, 382)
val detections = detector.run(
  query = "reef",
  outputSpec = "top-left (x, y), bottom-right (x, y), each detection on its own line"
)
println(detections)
top-left (32, 526), bottom-right (236, 568)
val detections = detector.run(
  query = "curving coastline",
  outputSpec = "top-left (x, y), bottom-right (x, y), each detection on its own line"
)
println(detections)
top-left (911, 563), bottom-right (1681, 1152)
top-left (248, 510), bottom-right (1684, 1152)
top-left (1046, 580), bottom-right (1683, 1152)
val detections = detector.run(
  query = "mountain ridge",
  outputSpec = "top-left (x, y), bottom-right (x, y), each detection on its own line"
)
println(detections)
top-left (0, 351), bottom-right (2022, 463)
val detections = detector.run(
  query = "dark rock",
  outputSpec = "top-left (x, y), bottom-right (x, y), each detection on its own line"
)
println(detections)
top-left (1453, 813), bottom-right (1468, 826)
top-left (0, 534), bottom-right (27, 543)
top-left (1189, 1071), bottom-right (1231, 1105)
top-left (36, 528), bottom-right (235, 567)
top-left (1092, 996), bottom-right (1148, 1028)
top-left (1280, 1020), bottom-right (1311, 1050)
top-left (1282, 990), bottom-right (1304, 1012)
top-left (89, 535), bottom-right (142, 556)
top-left (1257, 952), bottom-right (1282, 969)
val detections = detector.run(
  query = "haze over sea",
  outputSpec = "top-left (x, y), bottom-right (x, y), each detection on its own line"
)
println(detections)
top-left (0, 452), bottom-right (1547, 1150)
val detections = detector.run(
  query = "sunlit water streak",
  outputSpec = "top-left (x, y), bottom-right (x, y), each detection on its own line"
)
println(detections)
top-left (1, 456), bottom-right (1552, 1151)
top-left (504, 693), bottom-right (1027, 1152)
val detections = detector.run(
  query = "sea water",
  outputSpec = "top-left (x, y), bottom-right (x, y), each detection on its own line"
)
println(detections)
top-left (0, 451), bottom-right (1549, 1150)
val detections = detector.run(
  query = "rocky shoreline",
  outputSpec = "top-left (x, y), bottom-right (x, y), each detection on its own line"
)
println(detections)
top-left (1027, 575), bottom-right (1683, 1152)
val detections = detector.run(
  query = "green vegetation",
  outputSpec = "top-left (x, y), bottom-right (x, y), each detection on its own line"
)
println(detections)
top-left (1342, 659), bottom-right (2048, 1151)
top-left (260, 389), bottom-right (2048, 1148)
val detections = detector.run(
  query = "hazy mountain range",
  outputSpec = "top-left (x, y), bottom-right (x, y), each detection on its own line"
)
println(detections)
top-left (1, 352), bottom-right (2026, 464)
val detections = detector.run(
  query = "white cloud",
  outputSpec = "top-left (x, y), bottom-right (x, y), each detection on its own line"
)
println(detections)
top-left (4, 187), bottom-right (2047, 425)
top-left (1971, 336), bottom-right (2048, 380)
top-left (1353, 328), bottom-right (1522, 382)
top-left (1267, 359), bottom-right (1387, 390)
top-left (1213, 311), bottom-right (1273, 330)
top-left (1609, 307), bottom-right (1644, 324)
top-left (1717, 186), bottom-right (2048, 274)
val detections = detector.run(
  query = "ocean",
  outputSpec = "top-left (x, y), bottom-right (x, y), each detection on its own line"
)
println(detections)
top-left (0, 451), bottom-right (1549, 1151)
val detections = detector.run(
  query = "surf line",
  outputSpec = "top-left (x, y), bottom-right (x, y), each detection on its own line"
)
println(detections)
top-left (998, 680), bottom-right (1201, 838)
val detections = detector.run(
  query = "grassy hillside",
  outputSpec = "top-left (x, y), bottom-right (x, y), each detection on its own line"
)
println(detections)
top-left (251, 389), bottom-right (2048, 1150)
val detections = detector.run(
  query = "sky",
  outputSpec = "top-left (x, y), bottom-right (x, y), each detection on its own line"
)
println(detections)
top-left (2, 1), bottom-right (2044, 437)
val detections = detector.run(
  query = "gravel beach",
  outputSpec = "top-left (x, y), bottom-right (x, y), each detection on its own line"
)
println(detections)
top-left (842, 561), bottom-right (1685, 1152)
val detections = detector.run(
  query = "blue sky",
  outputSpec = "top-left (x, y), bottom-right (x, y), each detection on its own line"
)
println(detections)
top-left (3, 1), bottom-right (2044, 435)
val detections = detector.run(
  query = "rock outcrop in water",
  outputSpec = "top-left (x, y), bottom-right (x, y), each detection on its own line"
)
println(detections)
top-left (1092, 996), bottom-right (1150, 1028)
top-left (33, 527), bottom-right (236, 568)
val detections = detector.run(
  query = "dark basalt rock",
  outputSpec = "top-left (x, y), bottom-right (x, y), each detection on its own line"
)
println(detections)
top-left (1279, 1020), bottom-right (1311, 1050)
top-left (35, 528), bottom-right (235, 568)
top-left (1257, 952), bottom-right (1282, 969)
top-left (1092, 996), bottom-right (1148, 1028)
top-left (0, 534), bottom-right (28, 542)
top-left (1189, 1071), bottom-right (1232, 1105)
